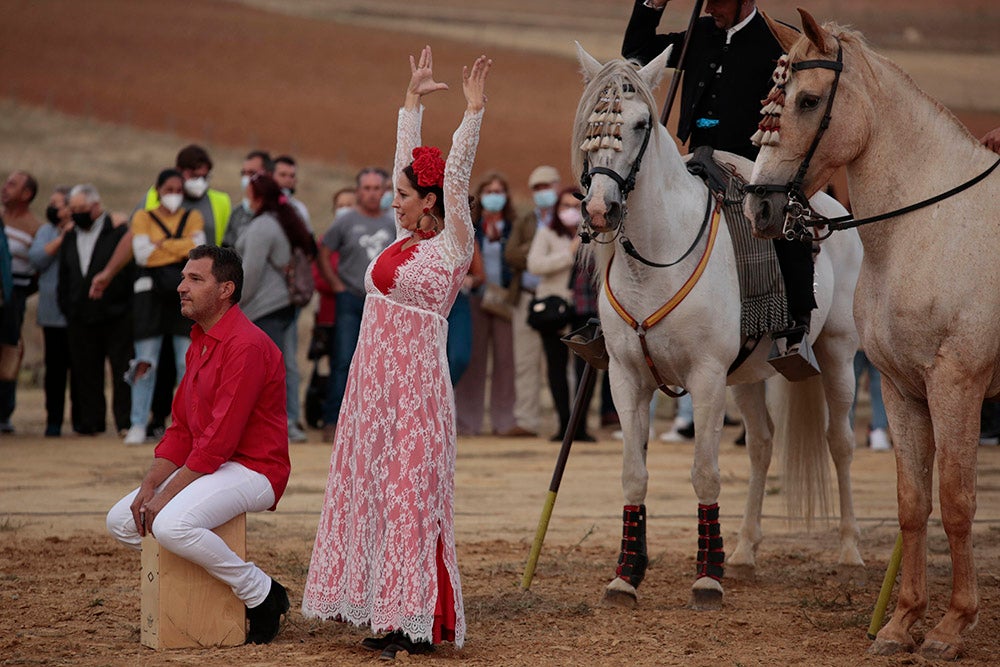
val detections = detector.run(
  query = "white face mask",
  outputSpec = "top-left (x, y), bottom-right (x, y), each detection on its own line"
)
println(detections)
top-left (334, 206), bottom-right (354, 219)
top-left (160, 193), bottom-right (184, 214)
top-left (240, 175), bottom-right (251, 191)
top-left (558, 207), bottom-right (583, 227)
top-left (533, 188), bottom-right (558, 210)
top-left (184, 176), bottom-right (208, 199)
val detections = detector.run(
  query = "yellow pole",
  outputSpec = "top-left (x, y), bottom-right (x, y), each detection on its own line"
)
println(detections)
top-left (521, 491), bottom-right (558, 590)
top-left (868, 532), bottom-right (903, 639)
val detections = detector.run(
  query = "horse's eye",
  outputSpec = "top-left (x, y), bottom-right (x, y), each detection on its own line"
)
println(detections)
top-left (798, 93), bottom-right (822, 111)
top-left (634, 120), bottom-right (648, 131)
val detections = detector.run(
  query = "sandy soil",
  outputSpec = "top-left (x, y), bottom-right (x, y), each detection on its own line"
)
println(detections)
top-left (2, 1), bottom-right (1000, 665)
top-left (4, 387), bottom-right (1000, 665)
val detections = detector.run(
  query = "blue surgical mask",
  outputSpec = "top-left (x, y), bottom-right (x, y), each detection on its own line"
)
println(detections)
top-left (480, 192), bottom-right (507, 212)
top-left (379, 191), bottom-right (393, 210)
top-left (533, 188), bottom-right (558, 210)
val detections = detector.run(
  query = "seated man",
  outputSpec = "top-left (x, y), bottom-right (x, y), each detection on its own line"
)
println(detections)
top-left (106, 245), bottom-right (291, 645)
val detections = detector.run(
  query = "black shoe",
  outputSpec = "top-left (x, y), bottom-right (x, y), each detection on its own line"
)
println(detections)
top-left (379, 633), bottom-right (434, 660)
top-left (677, 422), bottom-right (695, 439)
top-left (44, 424), bottom-right (61, 437)
top-left (734, 428), bottom-right (746, 446)
top-left (575, 432), bottom-right (598, 443)
top-left (362, 630), bottom-right (408, 652)
top-left (245, 579), bottom-right (289, 644)
top-left (723, 414), bottom-right (741, 427)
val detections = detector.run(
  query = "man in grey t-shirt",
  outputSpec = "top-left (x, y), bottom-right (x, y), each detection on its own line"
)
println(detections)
top-left (317, 167), bottom-right (395, 441)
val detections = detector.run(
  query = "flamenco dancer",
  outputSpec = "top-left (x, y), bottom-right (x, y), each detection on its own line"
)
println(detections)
top-left (301, 47), bottom-right (491, 659)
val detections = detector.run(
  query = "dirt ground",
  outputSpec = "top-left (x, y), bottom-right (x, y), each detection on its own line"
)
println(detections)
top-left (2, 1), bottom-right (1000, 665)
top-left (4, 387), bottom-right (1000, 666)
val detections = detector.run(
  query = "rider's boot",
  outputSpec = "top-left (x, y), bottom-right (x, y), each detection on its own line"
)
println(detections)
top-left (768, 312), bottom-right (820, 381)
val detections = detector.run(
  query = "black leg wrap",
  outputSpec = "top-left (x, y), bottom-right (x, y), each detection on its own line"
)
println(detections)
top-left (697, 503), bottom-right (724, 581)
top-left (615, 504), bottom-right (648, 588)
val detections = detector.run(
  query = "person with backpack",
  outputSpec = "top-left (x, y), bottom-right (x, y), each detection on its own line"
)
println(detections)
top-left (124, 169), bottom-right (207, 445)
top-left (237, 172), bottom-right (317, 441)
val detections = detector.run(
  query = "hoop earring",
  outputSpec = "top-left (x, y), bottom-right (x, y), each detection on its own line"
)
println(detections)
top-left (415, 208), bottom-right (441, 239)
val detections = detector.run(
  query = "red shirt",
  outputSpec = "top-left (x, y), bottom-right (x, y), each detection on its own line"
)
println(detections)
top-left (155, 305), bottom-right (290, 508)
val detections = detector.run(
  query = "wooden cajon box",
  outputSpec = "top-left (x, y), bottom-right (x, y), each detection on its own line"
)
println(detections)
top-left (140, 513), bottom-right (247, 649)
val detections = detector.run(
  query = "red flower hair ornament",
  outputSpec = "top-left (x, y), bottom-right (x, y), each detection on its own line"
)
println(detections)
top-left (411, 146), bottom-right (445, 189)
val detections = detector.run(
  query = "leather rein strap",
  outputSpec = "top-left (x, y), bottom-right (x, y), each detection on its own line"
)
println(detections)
top-left (603, 199), bottom-right (723, 398)
top-left (745, 40), bottom-right (1000, 238)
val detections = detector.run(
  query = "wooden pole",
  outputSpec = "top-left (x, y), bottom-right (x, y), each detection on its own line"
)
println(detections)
top-left (867, 532), bottom-right (903, 640)
top-left (521, 361), bottom-right (599, 591)
top-left (660, 0), bottom-right (705, 127)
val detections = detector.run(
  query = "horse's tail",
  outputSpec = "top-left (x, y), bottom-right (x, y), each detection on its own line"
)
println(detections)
top-left (769, 374), bottom-right (831, 526)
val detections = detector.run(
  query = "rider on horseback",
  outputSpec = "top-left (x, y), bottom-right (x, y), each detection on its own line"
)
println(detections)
top-left (622, 0), bottom-right (816, 370)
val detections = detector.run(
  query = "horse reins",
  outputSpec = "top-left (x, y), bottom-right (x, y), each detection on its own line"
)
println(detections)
top-left (744, 38), bottom-right (1000, 240)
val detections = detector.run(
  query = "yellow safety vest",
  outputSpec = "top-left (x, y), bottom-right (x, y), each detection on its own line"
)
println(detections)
top-left (144, 187), bottom-right (232, 245)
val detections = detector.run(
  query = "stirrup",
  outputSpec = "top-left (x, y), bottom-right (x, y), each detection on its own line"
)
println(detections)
top-left (562, 318), bottom-right (609, 370)
top-left (767, 327), bottom-right (820, 381)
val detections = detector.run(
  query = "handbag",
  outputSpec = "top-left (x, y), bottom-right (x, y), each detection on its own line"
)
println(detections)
top-left (479, 283), bottom-right (512, 321)
top-left (526, 295), bottom-right (572, 332)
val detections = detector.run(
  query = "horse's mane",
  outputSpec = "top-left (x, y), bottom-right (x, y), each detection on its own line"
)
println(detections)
top-left (572, 58), bottom-right (664, 284)
top-left (789, 21), bottom-right (979, 145)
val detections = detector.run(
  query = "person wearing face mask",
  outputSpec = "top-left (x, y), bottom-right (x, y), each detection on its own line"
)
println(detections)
top-left (504, 165), bottom-right (560, 439)
top-left (526, 187), bottom-right (597, 443)
top-left (58, 184), bottom-right (134, 436)
top-left (454, 173), bottom-right (518, 436)
top-left (28, 186), bottom-right (81, 437)
top-left (143, 144), bottom-right (232, 246)
top-left (271, 154), bottom-right (313, 444)
top-left (123, 169), bottom-right (207, 445)
top-left (221, 150), bottom-right (273, 249)
top-left (273, 155), bottom-right (311, 227)
top-left (0, 170), bottom-right (43, 433)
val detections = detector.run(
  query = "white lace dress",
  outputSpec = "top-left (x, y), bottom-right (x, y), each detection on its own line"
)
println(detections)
top-left (301, 105), bottom-right (481, 647)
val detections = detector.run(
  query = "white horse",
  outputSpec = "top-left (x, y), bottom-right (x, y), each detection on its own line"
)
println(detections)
top-left (574, 44), bottom-right (864, 610)
top-left (745, 10), bottom-right (1000, 660)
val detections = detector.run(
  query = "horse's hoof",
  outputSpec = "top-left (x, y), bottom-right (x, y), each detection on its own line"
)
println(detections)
top-left (725, 562), bottom-right (756, 582)
top-left (867, 638), bottom-right (914, 656)
top-left (918, 638), bottom-right (962, 661)
top-left (601, 578), bottom-right (638, 608)
top-left (688, 578), bottom-right (723, 611)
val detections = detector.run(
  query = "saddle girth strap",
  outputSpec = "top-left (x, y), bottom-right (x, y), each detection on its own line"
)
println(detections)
top-left (615, 504), bottom-right (648, 588)
top-left (603, 200), bottom-right (723, 398)
top-left (697, 503), bottom-right (725, 581)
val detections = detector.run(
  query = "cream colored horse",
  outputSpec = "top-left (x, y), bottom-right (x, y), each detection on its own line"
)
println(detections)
top-left (745, 10), bottom-right (1000, 661)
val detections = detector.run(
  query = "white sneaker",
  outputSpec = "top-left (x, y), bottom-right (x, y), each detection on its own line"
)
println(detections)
top-left (288, 425), bottom-right (308, 443)
top-left (869, 428), bottom-right (891, 451)
top-left (660, 418), bottom-right (694, 442)
top-left (123, 425), bottom-right (148, 445)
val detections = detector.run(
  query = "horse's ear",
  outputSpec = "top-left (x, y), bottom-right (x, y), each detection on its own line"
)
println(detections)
top-left (575, 42), bottom-right (602, 84)
top-left (762, 11), bottom-right (800, 53)
top-left (797, 8), bottom-right (832, 54)
top-left (637, 45), bottom-right (673, 91)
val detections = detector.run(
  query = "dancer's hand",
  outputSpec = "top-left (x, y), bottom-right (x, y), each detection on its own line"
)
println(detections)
top-left (463, 55), bottom-right (492, 112)
top-left (407, 46), bottom-right (449, 105)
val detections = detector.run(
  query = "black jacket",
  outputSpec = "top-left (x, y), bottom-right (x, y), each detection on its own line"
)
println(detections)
top-left (58, 214), bottom-right (134, 324)
top-left (622, 3), bottom-right (784, 160)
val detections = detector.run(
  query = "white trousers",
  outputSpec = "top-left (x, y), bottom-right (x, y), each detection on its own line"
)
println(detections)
top-left (106, 461), bottom-right (276, 607)
top-left (511, 291), bottom-right (545, 432)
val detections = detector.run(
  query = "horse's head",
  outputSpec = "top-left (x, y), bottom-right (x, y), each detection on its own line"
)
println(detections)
top-left (573, 43), bottom-right (672, 236)
top-left (745, 9), bottom-right (873, 239)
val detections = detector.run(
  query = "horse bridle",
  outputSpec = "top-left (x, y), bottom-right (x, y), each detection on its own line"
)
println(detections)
top-left (579, 113), bottom-right (714, 269)
top-left (744, 39), bottom-right (1000, 240)
top-left (744, 39), bottom-right (844, 241)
